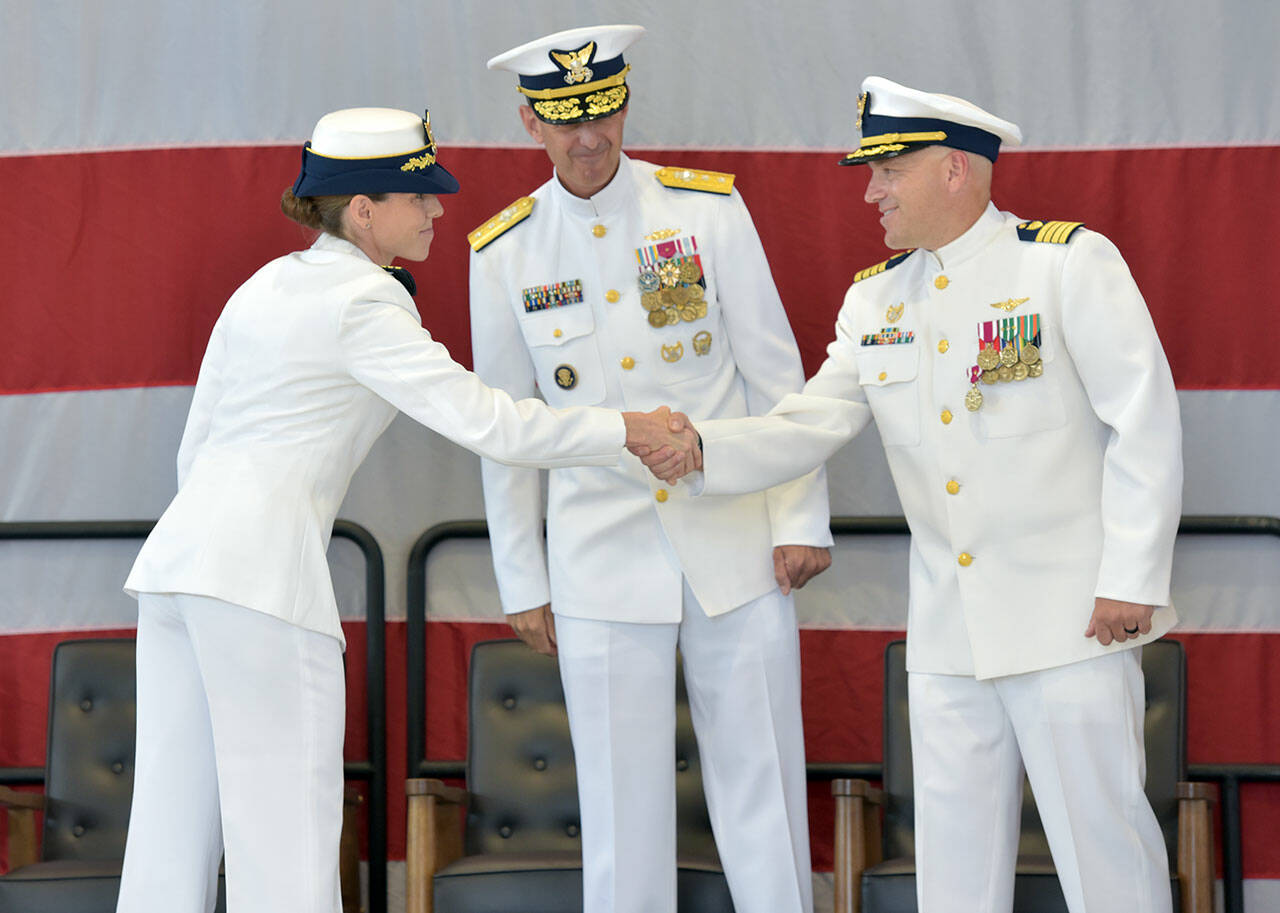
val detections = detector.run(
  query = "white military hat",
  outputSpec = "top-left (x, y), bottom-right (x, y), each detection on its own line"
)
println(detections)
top-left (487, 25), bottom-right (645, 125)
top-left (840, 76), bottom-right (1023, 165)
top-left (292, 107), bottom-right (459, 197)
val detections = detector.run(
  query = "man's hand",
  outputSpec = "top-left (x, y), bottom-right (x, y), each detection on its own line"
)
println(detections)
top-left (1084, 597), bottom-right (1154, 645)
top-left (624, 407), bottom-right (702, 483)
top-left (509, 603), bottom-right (557, 656)
top-left (773, 545), bottom-right (832, 595)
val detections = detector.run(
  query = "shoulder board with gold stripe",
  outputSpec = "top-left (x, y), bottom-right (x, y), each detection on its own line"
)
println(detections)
top-left (852, 249), bottom-right (916, 283)
top-left (654, 166), bottom-right (735, 195)
top-left (468, 197), bottom-right (536, 252)
top-left (1016, 220), bottom-right (1085, 244)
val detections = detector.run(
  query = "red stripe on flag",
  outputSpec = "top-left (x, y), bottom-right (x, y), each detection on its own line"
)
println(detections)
top-left (2, 145), bottom-right (1278, 394)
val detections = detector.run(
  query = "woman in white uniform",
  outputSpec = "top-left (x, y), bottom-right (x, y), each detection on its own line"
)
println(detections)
top-left (116, 106), bottom-right (695, 913)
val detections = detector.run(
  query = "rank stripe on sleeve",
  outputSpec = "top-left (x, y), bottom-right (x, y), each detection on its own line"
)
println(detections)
top-left (468, 196), bottom-right (536, 251)
top-left (654, 167), bottom-right (735, 194)
top-left (1016, 220), bottom-right (1085, 244)
top-left (852, 249), bottom-right (915, 283)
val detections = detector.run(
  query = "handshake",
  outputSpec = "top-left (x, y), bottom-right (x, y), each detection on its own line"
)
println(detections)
top-left (622, 407), bottom-right (702, 483)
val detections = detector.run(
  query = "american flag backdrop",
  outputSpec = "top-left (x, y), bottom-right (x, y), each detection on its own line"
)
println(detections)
top-left (2, 0), bottom-right (1279, 907)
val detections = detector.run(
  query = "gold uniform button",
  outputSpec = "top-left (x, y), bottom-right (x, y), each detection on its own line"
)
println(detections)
top-left (946, 480), bottom-right (960, 495)
top-left (605, 289), bottom-right (620, 303)
top-left (655, 489), bottom-right (669, 503)
top-left (621, 356), bottom-right (635, 370)
top-left (553, 329), bottom-right (563, 338)
top-left (878, 371), bottom-right (888, 381)
top-left (934, 275), bottom-right (949, 290)
top-left (940, 409), bottom-right (953, 425)
top-left (957, 552), bottom-right (974, 567)
top-left (938, 339), bottom-right (950, 354)
top-left (592, 224), bottom-right (607, 238)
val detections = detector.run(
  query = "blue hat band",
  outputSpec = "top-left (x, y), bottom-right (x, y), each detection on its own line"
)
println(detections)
top-left (843, 114), bottom-right (1002, 164)
top-left (518, 52), bottom-right (627, 93)
top-left (292, 143), bottom-right (460, 197)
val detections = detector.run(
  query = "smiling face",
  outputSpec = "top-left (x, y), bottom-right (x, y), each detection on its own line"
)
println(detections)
top-left (862, 146), bottom-right (959, 251)
top-left (360, 192), bottom-right (445, 264)
top-left (519, 103), bottom-right (628, 199)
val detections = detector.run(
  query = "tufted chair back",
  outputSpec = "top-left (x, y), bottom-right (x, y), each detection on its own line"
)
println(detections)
top-left (867, 639), bottom-right (1186, 912)
top-left (41, 639), bottom-right (138, 861)
top-left (463, 639), bottom-right (718, 861)
top-left (426, 639), bottom-right (732, 913)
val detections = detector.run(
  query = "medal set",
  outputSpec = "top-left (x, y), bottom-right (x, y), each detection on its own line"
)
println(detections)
top-left (965, 314), bottom-right (1044, 412)
top-left (636, 234), bottom-right (712, 361)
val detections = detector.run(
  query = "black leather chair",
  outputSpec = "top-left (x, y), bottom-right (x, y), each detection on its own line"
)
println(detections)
top-left (831, 639), bottom-right (1215, 913)
top-left (0, 639), bottom-right (228, 913)
top-left (405, 638), bottom-right (735, 913)
top-left (0, 638), bottom-right (364, 913)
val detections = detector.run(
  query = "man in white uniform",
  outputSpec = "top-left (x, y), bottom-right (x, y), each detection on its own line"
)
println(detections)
top-left (468, 24), bottom-right (833, 913)
top-left (659, 77), bottom-right (1183, 913)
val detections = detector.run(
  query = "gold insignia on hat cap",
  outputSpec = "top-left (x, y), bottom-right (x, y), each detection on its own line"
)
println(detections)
top-left (841, 76), bottom-right (1022, 165)
top-left (488, 25), bottom-right (645, 124)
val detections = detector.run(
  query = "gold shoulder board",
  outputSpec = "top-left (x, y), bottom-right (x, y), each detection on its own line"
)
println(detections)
top-left (468, 197), bottom-right (536, 252)
top-left (1016, 220), bottom-right (1084, 244)
top-left (655, 166), bottom-right (735, 195)
top-left (852, 249), bottom-right (915, 283)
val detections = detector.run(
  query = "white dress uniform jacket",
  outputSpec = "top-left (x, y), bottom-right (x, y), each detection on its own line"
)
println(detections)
top-left (697, 204), bottom-right (1182, 678)
top-left (125, 233), bottom-right (624, 646)
top-left (469, 154), bottom-right (831, 621)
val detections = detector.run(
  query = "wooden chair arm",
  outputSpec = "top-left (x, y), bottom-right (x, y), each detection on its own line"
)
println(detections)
top-left (405, 778), bottom-right (468, 913)
top-left (832, 778), bottom-right (883, 913)
top-left (340, 787), bottom-right (363, 913)
top-left (0, 786), bottom-right (42, 871)
top-left (1176, 780), bottom-right (1217, 913)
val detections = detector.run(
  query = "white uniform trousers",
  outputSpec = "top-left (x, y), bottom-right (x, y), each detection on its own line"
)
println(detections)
top-left (116, 593), bottom-right (345, 913)
top-left (909, 649), bottom-right (1172, 913)
top-left (555, 582), bottom-right (812, 913)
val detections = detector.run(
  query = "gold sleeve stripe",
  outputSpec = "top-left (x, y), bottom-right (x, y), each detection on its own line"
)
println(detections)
top-left (852, 249), bottom-right (915, 283)
top-left (468, 196), bottom-right (536, 252)
top-left (654, 166), bottom-right (735, 194)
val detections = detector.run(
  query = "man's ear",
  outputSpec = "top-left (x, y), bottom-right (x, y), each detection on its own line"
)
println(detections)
top-left (517, 104), bottom-right (544, 143)
top-left (944, 149), bottom-right (971, 190)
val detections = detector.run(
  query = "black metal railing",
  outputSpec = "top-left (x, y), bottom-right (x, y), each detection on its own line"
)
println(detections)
top-left (405, 515), bottom-right (1280, 913)
top-left (0, 519), bottom-right (388, 913)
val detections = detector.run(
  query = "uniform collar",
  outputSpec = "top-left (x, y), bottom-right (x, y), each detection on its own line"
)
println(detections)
top-left (313, 231), bottom-right (373, 262)
top-left (550, 151), bottom-right (634, 218)
top-left (929, 202), bottom-right (1004, 269)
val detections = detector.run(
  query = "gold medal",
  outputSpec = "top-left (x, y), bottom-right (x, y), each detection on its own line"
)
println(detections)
top-left (997, 364), bottom-right (1014, 382)
top-left (999, 345), bottom-right (1019, 368)
top-left (1013, 362), bottom-right (1029, 381)
top-left (553, 364), bottom-right (577, 390)
top-left (679, 258), bottom-right (702, 283)
top-left (658, 260), bottom-right (681, 287)
top-left (670, 285), bottom-right (690, 307)
top-left (1028, 362), bottom-right (1044, 378)
top-left (1020, 343), bottom-right (1040, 365)
top-left (965, 384), bottom-right (984, 412)
top-left (977, 344), bottom-right (1000, 371)
top-left (695, 302), bottom-right (708, 319)
top-left (981, 369), bottom-right (999, 385)
top-left (664, 306), bottom-right (681, 326)
top-left (687, 284), bottom-right (705, 302)
top-left (648, 309), bottom-right (668, 328)
top-left (641, 291), bottom-right (663, 312)
top-left (680, 305), bottom-right (698, 322)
